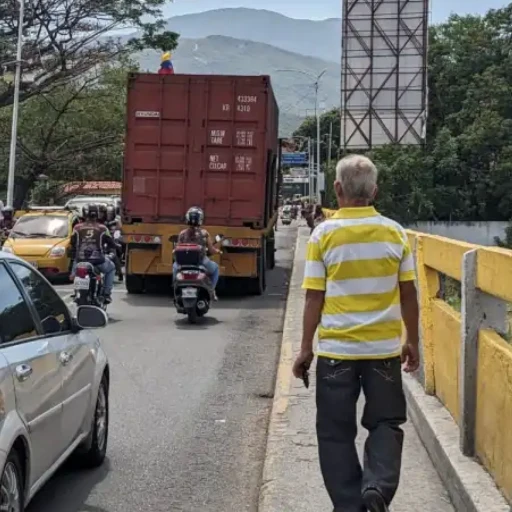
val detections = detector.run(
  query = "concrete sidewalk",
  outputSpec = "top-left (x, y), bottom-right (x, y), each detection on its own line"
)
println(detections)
top-left (258, 228), bottom-right (454, 512)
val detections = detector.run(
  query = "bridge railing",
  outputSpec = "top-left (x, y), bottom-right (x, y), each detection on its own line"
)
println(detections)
top-left (407, 231), bottom-right (512, 503)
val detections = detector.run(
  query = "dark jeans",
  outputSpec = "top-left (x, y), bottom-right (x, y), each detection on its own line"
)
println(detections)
top-left (316, 356), bottom-right (406, 512)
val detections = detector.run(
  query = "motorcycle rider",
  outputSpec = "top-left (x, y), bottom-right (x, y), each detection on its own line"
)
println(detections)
top-left (173, 206), bottom-right (221, 300)
top-left (0, 206), bottom-right (15, 232)
top-left (0, 206), bottom-right (15, 246)
top-left (105, 205), bottom-right (124, 281)
top-left (70, 203), bottom-right (117, 303)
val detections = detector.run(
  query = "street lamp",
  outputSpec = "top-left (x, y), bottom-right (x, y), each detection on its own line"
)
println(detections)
top-left (287, 135), bottom-right (313, 202)
top-left (275, 68), bottom-right (327, 202)
top-left (7, 0), bottom-right (26, 208)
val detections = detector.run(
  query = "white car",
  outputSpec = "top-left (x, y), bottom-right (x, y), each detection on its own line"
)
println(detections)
top-left (0, 251), bottom-right (110, 510)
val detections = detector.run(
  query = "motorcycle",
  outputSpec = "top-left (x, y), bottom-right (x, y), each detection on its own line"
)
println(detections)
top-left (113, 229), bottom-right (125, 265)
top-left (172, 235), bottom-right (222, 324)
top-left (281, 211), bottom-right (292, 225)
top-left (73, 250), bottom-right (116, 310)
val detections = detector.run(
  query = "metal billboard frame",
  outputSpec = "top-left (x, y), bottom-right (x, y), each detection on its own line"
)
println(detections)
top-left (340, 0), bottom-right (429, 149)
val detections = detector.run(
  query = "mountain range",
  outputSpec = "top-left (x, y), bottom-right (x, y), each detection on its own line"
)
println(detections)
top-left (164, 8), bottom-right (341, 62)
top-left (133, 8), bottom-right (342, 136)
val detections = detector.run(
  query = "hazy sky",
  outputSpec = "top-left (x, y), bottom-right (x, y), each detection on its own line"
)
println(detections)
top-left (163, 0), bottom-right (507, 23)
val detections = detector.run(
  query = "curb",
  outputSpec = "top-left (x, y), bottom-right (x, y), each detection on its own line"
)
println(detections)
top-left (403, 373), bottom-right (510, 512)
top-left (258, 229), bottom-right (309, 512)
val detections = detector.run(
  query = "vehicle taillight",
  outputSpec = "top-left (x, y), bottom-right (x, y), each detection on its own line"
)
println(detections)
top-left (223, 238), bottom-right (260, 248)
top-left (183, 271), bottom-right (200, 280)
top-left (75, 267), bottom-right (89, 278)
top-left (129, 235), bottom-right (161, 244)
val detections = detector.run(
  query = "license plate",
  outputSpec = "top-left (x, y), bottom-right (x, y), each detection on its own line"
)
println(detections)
top-left (182, 287), bottom-right (197, 298)
top-left (74, 277), bottom-right (90, 290)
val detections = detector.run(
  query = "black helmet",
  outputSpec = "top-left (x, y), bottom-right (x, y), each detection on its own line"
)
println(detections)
top-left (2, 206), bottom-right (13, 220)
top-left (106, 205), bottom-right (116, 221)
top-left (185, 206), bottom-right (204, 227)
top-left (98, 204), bottom-right (107, 221)
top-left (85, 203), bottom-right (99, 221)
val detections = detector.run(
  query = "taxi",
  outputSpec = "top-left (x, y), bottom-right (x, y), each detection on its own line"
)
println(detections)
top-left (2, 208), bottom-right (79, 280)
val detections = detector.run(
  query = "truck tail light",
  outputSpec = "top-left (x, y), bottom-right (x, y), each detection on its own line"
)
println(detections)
top-left (129, 235), bottom-right (162, 244)
top-left (222, 238), bottom-right (260, 248)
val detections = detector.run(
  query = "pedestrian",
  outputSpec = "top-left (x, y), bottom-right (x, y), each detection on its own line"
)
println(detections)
top-left (292, 154), bottom-right (420, 512)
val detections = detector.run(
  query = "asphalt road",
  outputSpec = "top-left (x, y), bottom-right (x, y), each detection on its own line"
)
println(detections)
top-left (27, 223), bottom-right (298, 512)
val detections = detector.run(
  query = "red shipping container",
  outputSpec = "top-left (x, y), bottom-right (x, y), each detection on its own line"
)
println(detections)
top-left (123, 73), bottom-right (279, 228)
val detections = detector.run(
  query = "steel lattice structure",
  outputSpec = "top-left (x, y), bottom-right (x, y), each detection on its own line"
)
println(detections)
top-left (340, 0), bottom-right (428, 149)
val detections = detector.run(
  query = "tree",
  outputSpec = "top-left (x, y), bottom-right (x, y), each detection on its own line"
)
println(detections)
top-left (295, 4), bottom-right (512, 224)
top-left (0, 0), bottom-right (179, 109)
top-left (293, 108), bottom-right (340, 164)
top-left (0, 59), bottom-right (134, 206)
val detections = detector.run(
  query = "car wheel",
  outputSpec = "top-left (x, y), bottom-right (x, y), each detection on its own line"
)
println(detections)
top-left (0, 451), bottom-right (24, 512)
top-left (81, 376), bottom-right (109, 468)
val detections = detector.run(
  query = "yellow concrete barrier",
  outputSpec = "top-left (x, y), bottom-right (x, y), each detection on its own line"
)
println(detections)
top-left (409, 230), bottom-right (512, 502)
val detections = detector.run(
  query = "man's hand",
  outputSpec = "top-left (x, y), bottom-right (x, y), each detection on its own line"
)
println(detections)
top-left (401, 342), bottom-right (420, 373)
top-left (292, 349), bottom-right (314, 378)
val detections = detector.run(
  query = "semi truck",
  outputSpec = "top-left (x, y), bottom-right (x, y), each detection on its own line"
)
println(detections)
top-left (121, 73), bottom-right (281, 295)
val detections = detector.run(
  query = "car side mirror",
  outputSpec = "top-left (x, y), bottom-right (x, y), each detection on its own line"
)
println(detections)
top-left (76, 305), bottom-right (108, 329)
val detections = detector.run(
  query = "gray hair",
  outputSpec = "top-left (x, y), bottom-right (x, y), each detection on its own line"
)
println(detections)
top-left (335, 155), bottom-right (378, 200)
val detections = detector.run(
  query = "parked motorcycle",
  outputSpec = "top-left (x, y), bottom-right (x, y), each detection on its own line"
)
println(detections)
top-left (172, 235), bottom-right (222, 324)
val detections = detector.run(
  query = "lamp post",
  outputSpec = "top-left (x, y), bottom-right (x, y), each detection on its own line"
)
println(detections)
top-left (7, 0), bottom-right (25, 208)
top-left (275, 68), bottom-right (327, 202)
top-left (286, 135), bottom-right (312, 202)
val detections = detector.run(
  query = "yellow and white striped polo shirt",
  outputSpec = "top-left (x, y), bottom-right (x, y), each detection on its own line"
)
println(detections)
top-left (302, 206), bottom-right (415, 360)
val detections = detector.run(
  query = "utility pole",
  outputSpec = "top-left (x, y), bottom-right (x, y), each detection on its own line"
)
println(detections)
top-left (315, 81), bottom-right (321, 203)
top-left (328, 121), bottom-right (333, 169)
top-left (7, 0), bottom-right (25, 208)
top-left (275, 68), bottom-right (326, 204)
top-left (307, 137), bottom-right (313, 203)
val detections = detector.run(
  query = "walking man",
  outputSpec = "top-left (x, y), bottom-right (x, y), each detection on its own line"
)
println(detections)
top-left (292, 155), bottom-right (420, 512)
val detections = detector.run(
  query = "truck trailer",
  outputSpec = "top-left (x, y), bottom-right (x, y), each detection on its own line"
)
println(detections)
top-left (122, 73), bottom-right (280, 294)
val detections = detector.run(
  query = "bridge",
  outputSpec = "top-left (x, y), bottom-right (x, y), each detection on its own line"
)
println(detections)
top-left (259, 227), bottom-right (511, 512)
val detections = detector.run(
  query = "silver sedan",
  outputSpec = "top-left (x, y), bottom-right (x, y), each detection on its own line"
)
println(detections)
top-left (0, 251), bottom-right (110, 511)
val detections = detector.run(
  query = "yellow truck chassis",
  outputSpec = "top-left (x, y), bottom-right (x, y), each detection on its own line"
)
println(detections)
top-left (122, 213), bottom-right (278, 295)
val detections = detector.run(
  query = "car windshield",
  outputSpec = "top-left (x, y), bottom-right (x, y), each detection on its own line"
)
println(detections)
top-left (11, 215), bottom-right (69, 238)
top-left (67, 199), bottom-right (114, 213)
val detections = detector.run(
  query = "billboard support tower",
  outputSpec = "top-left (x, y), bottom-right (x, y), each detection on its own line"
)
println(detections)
top-left (340, 0), bottom-right (428, 150)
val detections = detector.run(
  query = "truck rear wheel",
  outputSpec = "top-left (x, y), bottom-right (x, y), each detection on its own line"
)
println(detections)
top-left (249, 249), bottom-right (266, 296)
top-left (266, 235), bottom-right (276, 270)
top-left (126, 274), bottom-right (144, 294)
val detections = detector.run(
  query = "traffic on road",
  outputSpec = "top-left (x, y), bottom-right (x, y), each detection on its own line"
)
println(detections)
top-left (24, 222), bottom-right (297, 512)
top-left (0, 69), bottom-right (313, 511)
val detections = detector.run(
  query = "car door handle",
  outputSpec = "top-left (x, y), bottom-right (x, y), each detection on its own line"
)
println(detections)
top-left (59, 352), bottom-right (73, 366)
top-left (15, 364), bottom-right (33, 382)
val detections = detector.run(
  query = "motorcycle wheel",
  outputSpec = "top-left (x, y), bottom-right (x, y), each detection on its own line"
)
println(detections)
top-left (75, 290), bottom-right (89, 306)
top-left (186, 307), bottom-right (198, 324)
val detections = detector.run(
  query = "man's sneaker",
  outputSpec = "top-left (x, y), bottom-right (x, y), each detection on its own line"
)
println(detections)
top-left (103, 294), bottom-right (112, 305)
top-left (213, 291), bottom-right (218, 301)
top-left (362, 488), bottom-right (389, 512)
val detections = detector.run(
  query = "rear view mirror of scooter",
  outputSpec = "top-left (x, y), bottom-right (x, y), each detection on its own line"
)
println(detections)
top-left (169, 235), bottom-right (179, 243)
top-left (214, 234), bottom-right (224, 243)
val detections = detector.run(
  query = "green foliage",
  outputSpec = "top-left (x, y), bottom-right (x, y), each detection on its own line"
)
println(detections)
top-left (0, 0), bottom-right (179, 108)
top-left (295, 5), bottom-right (512, 223)
top-left (0, 59), bottom-right (137, 207)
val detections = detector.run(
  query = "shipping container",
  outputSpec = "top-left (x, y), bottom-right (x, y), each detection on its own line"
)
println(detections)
top-left (123, 73), bottom-right (279, 228)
